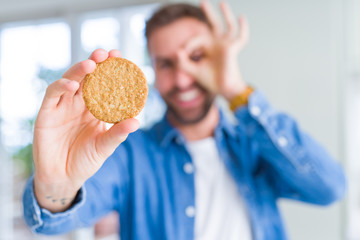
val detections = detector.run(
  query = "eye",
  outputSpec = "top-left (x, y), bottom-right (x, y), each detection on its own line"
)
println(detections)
top-left (190, 50), bottom-right (205, 62)
top-left (157, 60), bottom-right (173, 69)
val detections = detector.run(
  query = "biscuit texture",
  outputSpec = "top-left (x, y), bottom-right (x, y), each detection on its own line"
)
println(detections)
top-left (82, 57), bottom-right (148, 123)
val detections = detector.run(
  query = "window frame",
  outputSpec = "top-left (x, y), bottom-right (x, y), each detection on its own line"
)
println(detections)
top-left (0, 1), bottom-right (163, 239)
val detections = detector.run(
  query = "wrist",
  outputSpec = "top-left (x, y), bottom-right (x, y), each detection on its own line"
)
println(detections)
top-left (222, 84), bottom-right (248, 101)
top-left (33, 176), bottom-right (81, 213)
top-left (228, 85), bottom-right (254, 111)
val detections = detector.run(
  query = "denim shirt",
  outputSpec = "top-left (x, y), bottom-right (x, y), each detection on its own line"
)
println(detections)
top-left (23, 91), bottom-right (346, 240)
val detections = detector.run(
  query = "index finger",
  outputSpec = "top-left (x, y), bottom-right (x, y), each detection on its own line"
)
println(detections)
top-left (62, 48), bottom-right (111, 82)
top-left (220, 2), bottom-right (238, 39)
top-left (183, 35), bottom-right (212, 54)
top-left (201, 0), bottom-right (223, 36)
top-left (62, 59), bottom-right (96, 82)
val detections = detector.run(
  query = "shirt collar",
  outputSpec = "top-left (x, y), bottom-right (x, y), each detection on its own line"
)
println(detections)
top-left (216, 109), bottom-right (237, 139)
top-left (152, 113), bottom-right (181, 148)
top-left (152, 108), bottom-right (237, 148)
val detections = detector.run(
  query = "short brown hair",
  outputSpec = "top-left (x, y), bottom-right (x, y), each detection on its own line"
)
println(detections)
top-left (145, 3), bottom-right (210, 41)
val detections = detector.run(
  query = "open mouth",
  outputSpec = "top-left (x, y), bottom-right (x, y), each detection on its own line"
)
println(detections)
top-left (176, 88), bottom-right (201, 102)
top-left (173, 88), bottom-right (204, 109)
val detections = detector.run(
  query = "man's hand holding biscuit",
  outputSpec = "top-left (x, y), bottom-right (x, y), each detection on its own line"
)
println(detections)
top-left (33, 49), bottom-right (140, 213)
top-left (178, 0), bottom-right (249, 101)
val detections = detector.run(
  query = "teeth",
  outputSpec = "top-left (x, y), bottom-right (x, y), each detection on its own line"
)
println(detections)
top-left (178, 89), bottom-right (200, 102)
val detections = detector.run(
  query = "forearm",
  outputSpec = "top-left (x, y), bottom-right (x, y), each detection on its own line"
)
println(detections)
top-left (259, 124), bottom-right (346, 204)
top-left (235, 91), bottom-right (346, 204)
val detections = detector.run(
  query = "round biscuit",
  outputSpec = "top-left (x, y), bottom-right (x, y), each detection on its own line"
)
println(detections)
top-left (82, 57), bottom-right (148, 123)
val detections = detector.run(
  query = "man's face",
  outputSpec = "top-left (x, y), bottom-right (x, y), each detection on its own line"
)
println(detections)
top-left (148, 17), bottom-right (216, 125)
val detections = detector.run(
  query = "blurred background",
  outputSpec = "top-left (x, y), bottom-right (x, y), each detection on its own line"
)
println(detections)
top-left (0, 0), bottom-right (359, 239)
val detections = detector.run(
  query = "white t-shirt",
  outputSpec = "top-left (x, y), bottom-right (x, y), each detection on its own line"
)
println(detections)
top-left (186, 137), bottom-right (252, 240)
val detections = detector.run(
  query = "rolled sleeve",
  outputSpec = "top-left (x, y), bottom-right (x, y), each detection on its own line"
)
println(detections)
top-left (23, 175), bottom-right (86, 234)
top-left (234, 90), bottom-right (346, 205)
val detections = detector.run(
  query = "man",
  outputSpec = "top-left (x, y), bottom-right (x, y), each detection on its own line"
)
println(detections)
top-left (23, 1), bottom-right (346, 239)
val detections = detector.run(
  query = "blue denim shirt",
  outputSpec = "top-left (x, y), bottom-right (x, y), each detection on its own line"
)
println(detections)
top-left (23, 91), bottom-right (346, 240)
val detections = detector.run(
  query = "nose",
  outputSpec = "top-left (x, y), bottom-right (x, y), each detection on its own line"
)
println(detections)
top-left (174, 69), bottom-right (195, 90)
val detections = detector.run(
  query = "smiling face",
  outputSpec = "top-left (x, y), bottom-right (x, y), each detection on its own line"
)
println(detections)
top-left (148, 17), bottom-right (216, 125)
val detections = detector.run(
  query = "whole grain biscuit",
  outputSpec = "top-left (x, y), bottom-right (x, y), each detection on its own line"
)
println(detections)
top-left (82, 57), bottom-right (148, 123)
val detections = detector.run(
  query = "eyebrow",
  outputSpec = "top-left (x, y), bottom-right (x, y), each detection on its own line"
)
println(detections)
top-left (154, 57), bottom-right (175, 65)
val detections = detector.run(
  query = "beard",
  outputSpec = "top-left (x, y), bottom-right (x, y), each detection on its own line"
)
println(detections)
top-left (163, 83), bottom-right (216, 125)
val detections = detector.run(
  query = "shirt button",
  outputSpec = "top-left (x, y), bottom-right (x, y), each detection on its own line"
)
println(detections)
top-left (292, 193), bottom-right (300, 199)
top-left (183, 163), bottom-right (194, 174)
top-left (278, 136), bottom-right (288, 147)
top-left (33, 214), bottom-right (37, 221)
top-left (175, 137), bottom-right (182, 145)
top-left (241, 185), bottom-right (250, 194)
top-left (185, 206), bottom-right (195, 218)
top-left (250, 106), bottom-right (261, 116)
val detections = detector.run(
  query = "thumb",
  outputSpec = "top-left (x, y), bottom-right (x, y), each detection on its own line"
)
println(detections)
top-left (95, 118), bottom-right (139, 158)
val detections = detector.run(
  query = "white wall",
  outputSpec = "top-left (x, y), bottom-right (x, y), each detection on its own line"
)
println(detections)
top-left (237, 1), bottom-right (345, 239)
top-left (0, 0), bottom-right (348, 239)
top-left (232, 1), bottom-right (345, 240)
top-left (170, 0), bottom-right (346, 239)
